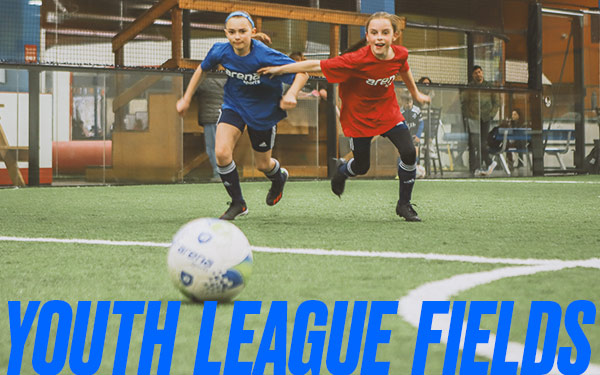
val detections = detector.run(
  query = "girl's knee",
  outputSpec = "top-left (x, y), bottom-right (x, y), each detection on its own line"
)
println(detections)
top-left (351, 159), bottom-right (370, 175)
top-left (215, 147), bottom-right (232, 166)
top-left (399, 149), bottom-right (417, 166)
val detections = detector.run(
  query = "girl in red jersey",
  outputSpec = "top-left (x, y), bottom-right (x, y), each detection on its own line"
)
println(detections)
top-left (259, 12), bottom-right (429, 221)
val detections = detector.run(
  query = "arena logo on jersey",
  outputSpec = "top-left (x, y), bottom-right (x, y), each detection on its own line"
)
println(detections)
top-left (365, 74), bottom-right (395, 87)
top-left (5, 300), bottom-right (597, 374)
top-left (224, 68), bottom-right (260, 85)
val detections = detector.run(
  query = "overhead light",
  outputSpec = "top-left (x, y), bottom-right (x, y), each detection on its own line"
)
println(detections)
top-left (28, 0), bottom-right (42, 6)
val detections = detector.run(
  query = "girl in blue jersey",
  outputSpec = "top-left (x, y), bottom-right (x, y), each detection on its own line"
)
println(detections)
top-left (176, 11), bottom-right (308, 220)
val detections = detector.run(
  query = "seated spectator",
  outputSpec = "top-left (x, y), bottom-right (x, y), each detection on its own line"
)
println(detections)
top-left (400, 90), bottom-right (424, 145)
top-left (400, 90), bottom-right (426, 178)
top-left (507, 108), bottom-right (527, 169)
top-left (416, 76), bottom-right (437, 154)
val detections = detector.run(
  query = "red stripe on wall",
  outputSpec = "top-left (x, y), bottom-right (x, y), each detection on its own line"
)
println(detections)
top-left (0, 168), bottom-right (53, 185)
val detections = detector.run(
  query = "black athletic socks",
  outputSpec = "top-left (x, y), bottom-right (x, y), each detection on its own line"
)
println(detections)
top-left (217, 161), bottom-right (244, 204)
top-left (264, 158), bottom-right (284, 187)
top-left (398, 160), bottom-right (416, 204)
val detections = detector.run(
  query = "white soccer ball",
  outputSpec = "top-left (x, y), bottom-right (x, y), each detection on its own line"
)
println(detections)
top-left (416, 165), bottom-right (426, 179)
top-left (167, 218), bottom-right (253, 301)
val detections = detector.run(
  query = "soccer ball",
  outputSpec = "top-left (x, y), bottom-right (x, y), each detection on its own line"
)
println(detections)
top-left (167, 218), bottom-right (253, 301)
top-left (416, 165), bottom-right (426, 179)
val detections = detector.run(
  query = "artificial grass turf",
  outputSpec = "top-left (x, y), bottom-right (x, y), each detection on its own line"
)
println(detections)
top-left (1, 241), bottom-right (500, 374)
top-left (1, 176), bottom-right (598, 258)
top-left (1, 176), bottom-right (599, 373)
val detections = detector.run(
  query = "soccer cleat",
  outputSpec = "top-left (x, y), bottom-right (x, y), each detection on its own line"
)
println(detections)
top-left (219, 201), bottom-right (248, 220)
top-left (396, 201), bottom-right (421, 222)
top-left (266, 168), bottom-right (288, 206)
top-left (331, 158), bottom-right (348, 197)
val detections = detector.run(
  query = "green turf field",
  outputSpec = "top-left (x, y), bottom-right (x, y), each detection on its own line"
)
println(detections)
top-left (1, 176), bottom-right (599, 374)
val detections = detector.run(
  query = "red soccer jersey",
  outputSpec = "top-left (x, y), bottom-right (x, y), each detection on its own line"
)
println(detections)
top-left (320, 44), bottom-right (409, 137)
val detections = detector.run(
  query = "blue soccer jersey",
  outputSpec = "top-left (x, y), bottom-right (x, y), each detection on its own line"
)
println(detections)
top-left (200, 40), bottom-right (297, 130)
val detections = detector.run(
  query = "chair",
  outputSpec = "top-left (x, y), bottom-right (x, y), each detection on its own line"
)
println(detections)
top-left (491, 127), bottom-right (532, 176)
top-left (440, 124), bottom-right (469, 171)
top-left (543, 129), bottom-right (575, 170)
top-left (420, 107), bottom-right (443, 176)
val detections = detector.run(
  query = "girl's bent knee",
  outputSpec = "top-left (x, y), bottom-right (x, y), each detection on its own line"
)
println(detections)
top-left (352, 161), bottom-right (370, 175)
top-left (215, 149), bottom-right (233, 166)
top-left (400, 151), bottom-right (417, 166)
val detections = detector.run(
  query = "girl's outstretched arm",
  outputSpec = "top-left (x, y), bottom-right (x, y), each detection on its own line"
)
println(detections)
top-left (399, 68), bottom-right (430, 105)
top-left (258, 60), bottom-right (322, 77)
top-left (176, 65), bottom-right (205, 116)
top-left (280, 73), bottom-right (309, 110)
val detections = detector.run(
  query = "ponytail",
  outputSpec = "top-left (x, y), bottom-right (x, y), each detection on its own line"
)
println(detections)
top-left (252, 32), bottom-right (272, 46)
top-left (342, 38), bottom-right (367, 55)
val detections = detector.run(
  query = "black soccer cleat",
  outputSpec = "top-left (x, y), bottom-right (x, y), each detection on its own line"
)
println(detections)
top-left (331, 158), bottom-right (348, 198)
top-left (220, 201), bottom-right (248, 220)
top-left (396, 201), bottom-right (421, 222)
top-left (266, 168), bottom-right (288, 206)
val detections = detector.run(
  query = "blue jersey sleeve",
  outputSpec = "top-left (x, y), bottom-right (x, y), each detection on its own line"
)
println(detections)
top-left (259, 43), bottom-right (297, 85)
top-left (200, 43), bottom-right (224, 71)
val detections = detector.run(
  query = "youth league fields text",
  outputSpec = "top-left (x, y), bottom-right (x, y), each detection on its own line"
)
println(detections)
top-left (5, 300), bottom-right (596, 374)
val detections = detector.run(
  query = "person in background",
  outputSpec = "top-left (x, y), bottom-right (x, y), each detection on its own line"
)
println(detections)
top-left (417, 76), bottom-right (433, 110)
top-left (460, 65), bottom-right (499, 176)
top-left (400, 90), bottom-right (424, 151)
top-left (195, 77), bottom-right (224, 182)
top-left (400, 90), bottom-right (426, 178)
top-left (289, 51), bottom-right (327, 100)
top-left (506, 108), bottom-right (526, 169)
top-left (289, 51), bottom-right (305, 62)
top-left (416, 76), bottom-right (437, 160)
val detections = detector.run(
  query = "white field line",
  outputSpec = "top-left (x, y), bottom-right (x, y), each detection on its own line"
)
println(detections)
top-left (0, 236), bottom-right (171, 248)
top-left (2, 235), bottom-right (599, 373)
top-left (420, 179), bottom-right (600, 184)
top-left (1, 235), bottom-right (598, 267)
top-left (398, 263), bottom-right (600, 374)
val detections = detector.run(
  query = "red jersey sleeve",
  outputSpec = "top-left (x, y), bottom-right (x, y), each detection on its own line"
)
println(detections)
top-left (320, 53), bottom-right (357, 83)
top-left (399, 60), bottom-right (409, 73)
top-left (395, 45), bottom-right (410, 73)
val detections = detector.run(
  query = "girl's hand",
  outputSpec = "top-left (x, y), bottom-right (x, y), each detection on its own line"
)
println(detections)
top-left (176, 98), bottom-right (190, 116)
top-left (279, 93), bottom-right (297, 110)
top-left (258, 65), bottom-right (284, 77)
top-left (414, 92), bottom-right (431, 105)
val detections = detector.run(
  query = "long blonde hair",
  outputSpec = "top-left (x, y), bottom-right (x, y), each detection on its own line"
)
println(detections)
top-left (343, 12), bottom-right (401, 54)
